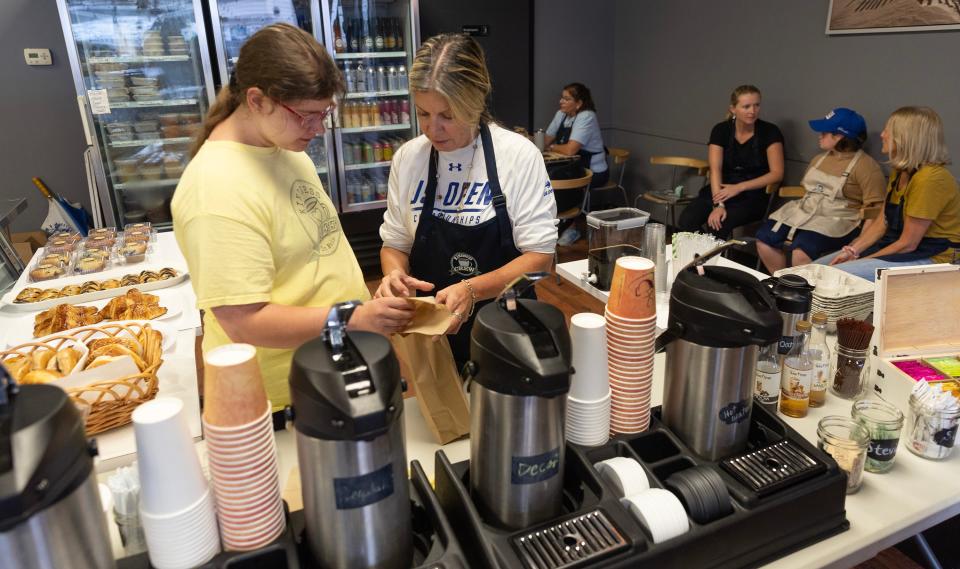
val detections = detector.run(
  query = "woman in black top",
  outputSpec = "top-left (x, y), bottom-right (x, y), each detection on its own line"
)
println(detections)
top-left (678, 85), bottom-right (784, 238)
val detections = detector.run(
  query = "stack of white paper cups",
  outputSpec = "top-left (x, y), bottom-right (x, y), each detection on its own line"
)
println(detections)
top-left (203, 344), bottom-right (285, 551)
top-left (134, 398), bottom-right (221, 569)
top-left (566, 313), bottom-right (611, 446)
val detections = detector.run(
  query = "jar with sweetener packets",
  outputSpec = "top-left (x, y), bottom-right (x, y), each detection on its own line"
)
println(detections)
top-left (851, 399), bottom-right (904, 473)
top-left (906, 392), bottom-right (960, 460)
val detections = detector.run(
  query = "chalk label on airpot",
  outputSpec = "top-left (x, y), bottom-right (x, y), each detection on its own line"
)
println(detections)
top-left (512, 447), bottom-right (561, 484)
top-left (334, 464), bottom-right (394, 509)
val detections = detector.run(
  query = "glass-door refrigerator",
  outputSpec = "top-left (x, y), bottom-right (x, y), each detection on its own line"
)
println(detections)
top-left (325, 0), bottom-right (419, 213)
top-left (57, 0), bottom-right (217, 231)
top-left (207, 0), bottom-right (340, 205)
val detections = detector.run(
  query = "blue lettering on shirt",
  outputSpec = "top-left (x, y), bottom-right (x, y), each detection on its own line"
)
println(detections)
top-left (465, 182), bottom-right (484, 205)
top-left (478, 183), bottom-right (492, 205)
top-left (442, 182), bottom-right (460, 206)
top-left (409, 180), bottom-right (425, 205)
top-left (543, 180), bottom-right (553, 197)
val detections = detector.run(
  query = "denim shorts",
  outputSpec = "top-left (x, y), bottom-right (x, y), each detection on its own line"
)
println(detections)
top-left (756, 220), bottom-right (857, 261)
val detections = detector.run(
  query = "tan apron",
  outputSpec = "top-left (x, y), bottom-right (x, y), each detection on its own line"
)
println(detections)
top-left (769, 151), bottom-right (864, 239)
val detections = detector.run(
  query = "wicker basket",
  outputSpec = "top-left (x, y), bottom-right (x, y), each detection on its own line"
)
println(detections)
top-left (1, 321), bottom-right (163, 435)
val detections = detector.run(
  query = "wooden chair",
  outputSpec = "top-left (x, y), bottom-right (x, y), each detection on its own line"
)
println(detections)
top-left (589, 147), bottom-right (630, 208)
top-left (552, 168), bottom-right (593, 282)
top-left (642, 156), bottom-right (710, 228)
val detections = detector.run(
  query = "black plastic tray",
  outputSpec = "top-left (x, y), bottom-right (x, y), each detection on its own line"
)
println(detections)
top-left (433, 404), bottom-right (850, 569)
top-left (117, 459), bottom-right (467, 569)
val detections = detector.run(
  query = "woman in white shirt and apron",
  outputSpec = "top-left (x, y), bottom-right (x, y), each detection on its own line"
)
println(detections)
top-left (756, 108), bottom-right (886, 273)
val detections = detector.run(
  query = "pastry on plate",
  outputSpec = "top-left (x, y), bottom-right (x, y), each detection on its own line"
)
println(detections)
top-left (101, 279), bottom-right (120, 289)
top-left (34, 304), bottom-right (103, 337)
top-left (37, 289), bottom-right (61, 301)
top-left (121, 275), bottom-right (140, 287)
top-left (15, 288), bottom-right (42, 303)
top-left (98, 289), bottom-right (166, 321)
top-left (89, 343), bottom-right (146, 371)
top-left (60, 285), bottom-right (82, 296)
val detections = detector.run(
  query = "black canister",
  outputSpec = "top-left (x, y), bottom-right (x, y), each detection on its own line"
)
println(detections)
top-left (466, 274), bottom-right (572, 530)
top-left (0, 367), bottom-right (113, 569)
top-left (288, 302), bottom-right (411, 569)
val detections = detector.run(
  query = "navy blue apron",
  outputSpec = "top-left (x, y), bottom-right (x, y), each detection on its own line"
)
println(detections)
top-left (408, 123), bottom-right (528, 367)
top-left (863, 171), bottom-right (960, 262)
top-left (554, 113), bottom-right (603, 171)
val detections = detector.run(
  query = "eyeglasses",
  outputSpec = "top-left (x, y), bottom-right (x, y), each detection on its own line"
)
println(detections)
top-left (278, 102), bottom-right (335, 130)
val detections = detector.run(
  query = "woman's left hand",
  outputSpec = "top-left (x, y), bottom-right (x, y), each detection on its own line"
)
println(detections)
top-left (435, 281), bottom-right (475, 335)
top-left (712, 184), bottom-right (742, 203)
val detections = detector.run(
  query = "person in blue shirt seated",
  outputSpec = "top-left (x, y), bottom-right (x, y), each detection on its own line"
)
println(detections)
top-left (545, 82), bottom-right (608, 245)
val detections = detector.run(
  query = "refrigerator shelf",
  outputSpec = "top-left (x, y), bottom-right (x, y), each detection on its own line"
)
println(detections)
top-left (109, 137), bottom-right (193, 149)
top-left (345, 89), bottom-right (408, 99)
top-left (114, 178), bottom-right (180, 191)
top-left (109, 98), bottom-right (200, 109)
top-left (87, 55), bottom-right (191, 64)
top-left (340, 123), bottom-right (411, 134)
top-left (335, 51), bottom-right (406, 59)
top-left (345, 161), bottom-right (390, 171)
top-left (343, 199), bottom-right (387, 212)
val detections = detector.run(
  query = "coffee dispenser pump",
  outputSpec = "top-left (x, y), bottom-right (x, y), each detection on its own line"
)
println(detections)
top-left (655, 242), bottom-right (782, 461)
top-left (288, 301), bottom-right (412, 569)
top-left (0, 365), bottom-right (114, 569)
top-left (464, 273), bottom-right (572, 530)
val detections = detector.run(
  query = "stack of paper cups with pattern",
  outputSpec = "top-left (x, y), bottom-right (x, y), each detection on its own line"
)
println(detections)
top-left (605, 256), bottom-right (657, 434)
top-left (134, 398), bottom-right (221, 569)
top-left (567, 312), bottom-right (611, 446)
top-left (203, 344), bottom-right (285, 551)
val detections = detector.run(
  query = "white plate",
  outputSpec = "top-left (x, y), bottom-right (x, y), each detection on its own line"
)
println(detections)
top-left (1, 264), bottom-right (188, 312)
top-left (3, 290), bottom-right (181, 348)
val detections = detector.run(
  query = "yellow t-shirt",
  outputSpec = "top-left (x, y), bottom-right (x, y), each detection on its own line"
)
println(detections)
top-left (171, 141), bottom-right (370, 409)
top-left (888, 164), bottom-right (960, 263)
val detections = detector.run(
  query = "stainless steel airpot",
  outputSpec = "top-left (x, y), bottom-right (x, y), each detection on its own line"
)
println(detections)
top-left (465, 273), bottom-right (572, 530)
top-left (288, 301), bottom-right (412, 569)
top-left (0, 365), bottom-right (114, 569)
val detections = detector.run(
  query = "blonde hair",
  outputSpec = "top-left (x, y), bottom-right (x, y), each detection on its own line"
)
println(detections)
top-left (409, 34), bottom-right (493, 127)
top-left (725, 84), bottom-right (761, 120)
top-left (885, 106), bottom-right (950, 171)
top-left (191, 23), bottom-right (344, 156)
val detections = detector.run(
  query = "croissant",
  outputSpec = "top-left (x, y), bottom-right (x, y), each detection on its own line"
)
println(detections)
top-left (90, 343), bottom-right (146, 371)
top-left (2, 356), bottom-right (31, 381)
top-left (87, 337), bottom-right (142, 355)
top-left (21, 369), bottom-right (62, 384)
top-left (56, 347), bottom-right (81, 374)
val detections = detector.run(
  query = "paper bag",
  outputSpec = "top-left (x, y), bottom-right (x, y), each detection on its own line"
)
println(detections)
top-left (390, 332), bottom-right (470, 444)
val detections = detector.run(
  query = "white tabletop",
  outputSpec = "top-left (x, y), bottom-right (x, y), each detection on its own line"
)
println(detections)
top-left (555, 255), bottom-right (960, 569)
top-left (1, 232), bottom-right (203, 471)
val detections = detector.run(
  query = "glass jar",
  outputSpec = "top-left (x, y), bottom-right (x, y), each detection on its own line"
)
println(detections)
top-left (830, 345), bottom-right (870, 400)
top-left (817, 416), bottom-right (869, 494)
top-left (906, 393), bottom-right (960, 460)
top-left (851, 399), bottom-right (904, 473)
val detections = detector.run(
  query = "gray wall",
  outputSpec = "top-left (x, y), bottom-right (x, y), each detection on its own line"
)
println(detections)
top-left (0, 0), bottom-right (89, 233)
top-left (533, 0), bottom-right (615, 130)
top-left (611, 0), bottom-right (960, 208)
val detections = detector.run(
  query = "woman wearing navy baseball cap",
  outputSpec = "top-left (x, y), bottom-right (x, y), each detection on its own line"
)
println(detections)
top-left (756, 107), bottom-right (886, 272)
top-left (817, 106), bottom-right (960, 281)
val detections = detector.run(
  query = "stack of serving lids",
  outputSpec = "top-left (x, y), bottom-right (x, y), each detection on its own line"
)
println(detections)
top-left (774, 264), bottom-right (874, 331)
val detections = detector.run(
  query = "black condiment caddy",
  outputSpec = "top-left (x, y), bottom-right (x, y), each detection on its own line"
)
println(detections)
top-left (432, 404), bottom-right (850, 569)
top-left (117, 460), bottom-right (467, 569)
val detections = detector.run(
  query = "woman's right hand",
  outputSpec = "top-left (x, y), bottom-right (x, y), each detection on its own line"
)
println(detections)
top-left (375, 269), bottom-right (435, 298)
top-left (347, 297), bottom-right (416, 336)
top-left (829, 249), bottom-right (856, 266)
top-left (707, 206), bottom-right (727, 231)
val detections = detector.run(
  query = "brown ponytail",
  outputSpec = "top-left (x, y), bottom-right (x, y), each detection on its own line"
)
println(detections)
top-left (409, 34), bottom-right (494, 127)
top-left (725, 84), bottom-right (761, 121)
top-left (190, 23), bottom-right (344, 157)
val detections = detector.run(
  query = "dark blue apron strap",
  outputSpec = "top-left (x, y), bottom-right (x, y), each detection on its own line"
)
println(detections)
top-left (479, 123), bottom-right (516, 252)
top-left (412, 147), bottom-right (440, 246)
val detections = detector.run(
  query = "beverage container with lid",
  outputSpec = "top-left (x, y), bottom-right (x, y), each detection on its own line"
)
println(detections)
top-left (656, 241), bottom-right (783, 460)
top-left (780, 321), bottom-right (813, 418)
top-left (763, 274), bottom-right (814, 359)
top-left (808, 312), bottom-right (831, 407)
top-left (584, 207), bottom-right (649, 292)
top-left (466, 274), bottom-right (571, 530)
top-left (288, 302), bottom-right (412, 569)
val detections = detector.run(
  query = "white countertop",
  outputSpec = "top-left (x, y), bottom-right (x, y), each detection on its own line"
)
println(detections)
top-left (556, 255), bottom-right (960, 569)
top-left (60, 238), bottom-right (958, 568)
top-left (1, 232), bottom-right (202, 471)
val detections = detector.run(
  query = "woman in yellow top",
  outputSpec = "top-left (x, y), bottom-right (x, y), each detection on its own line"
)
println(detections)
top-left (172, 24), bottom-right (414, 419)
top-left (817, 106), bottom-right (960, 281)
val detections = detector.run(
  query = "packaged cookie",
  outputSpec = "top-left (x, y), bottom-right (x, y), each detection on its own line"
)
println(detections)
top-left (75, 249), bottom-right (111, 275)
